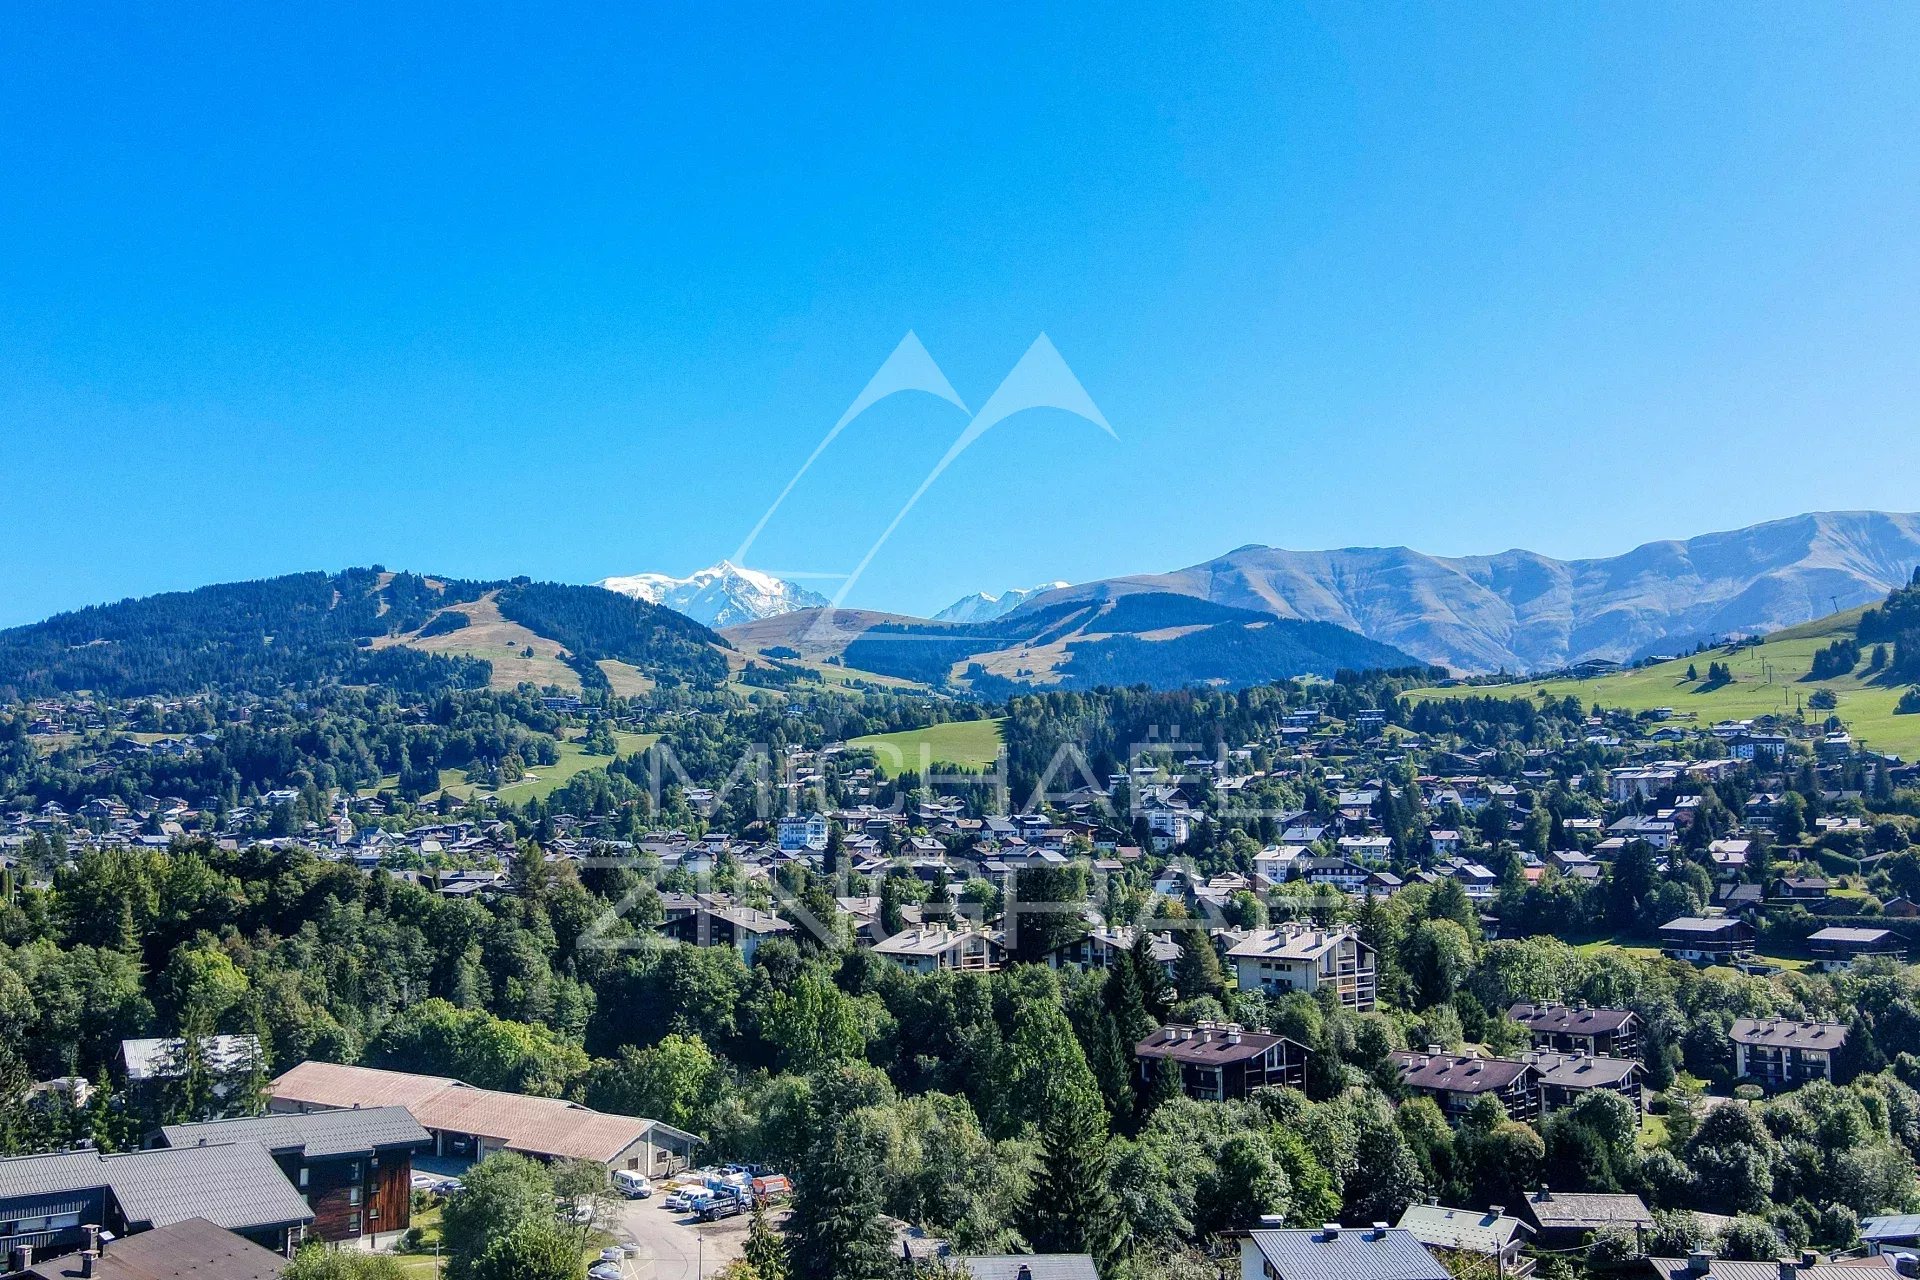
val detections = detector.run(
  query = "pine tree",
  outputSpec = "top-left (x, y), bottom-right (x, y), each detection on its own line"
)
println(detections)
top-left (787, 1118), bottom-right (891, 1280)
top-left (1018, 1051), bottom-right (1131, 1279)
top-left (1173, 928), bottom-right (1225, 1001)
top-left (745, 1206), bottom-right (790, 1280)
top-left (1127, 930), bottom-right (1172, 1021)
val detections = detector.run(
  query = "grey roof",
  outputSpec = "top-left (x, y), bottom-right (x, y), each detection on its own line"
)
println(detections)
top-left (1534, 1054), bottom-right (1642, 1089)
top-left (1136, 1025), bottom-right (1301, 1066)
top-left (1659, 916), bottom-right (1747, 936)
top-left (162, 1104), bottom-right (430, 1158)
top-left (1396, 1205), bottom-right (1529, 1255)
top-left (1521, 1190), bottom-right (1651, 1231)
top-left (1246, 1227), bottom-right (1450, 1280)
top-left (1647, 1261), bottom-right (1897, 1280)
top-left (958, 1256), bottom-right (1101, 1280)
top-left (120, 1035), bottom-right (262, 1082)
top-left (1862, 1214), bottom-right (1920, 1242)
top-left (1508, 1003), bottom-right (1636, 1036)
top-left (1729, 1017), bottom-right (1848, 1050)
top-left (1809, 926), bottom-right (1900, 947)
top-left (0, 1143), bottom-right (312, 1234)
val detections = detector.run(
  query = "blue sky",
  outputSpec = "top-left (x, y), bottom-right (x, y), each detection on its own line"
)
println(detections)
top-left (5, 5), bottom-right (1920, 627)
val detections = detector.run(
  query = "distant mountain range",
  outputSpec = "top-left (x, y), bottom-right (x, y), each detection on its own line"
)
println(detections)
top-left (725, 593), bottom-right (1421, 693)
top-left (933, 582), bottom-right (1069, 624)
top-left (1014, 511), bottom-right (1920, 675)
top-left (597, 561), bottom-right (829, 628)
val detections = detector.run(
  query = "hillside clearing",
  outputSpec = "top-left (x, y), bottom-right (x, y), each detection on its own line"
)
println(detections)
top-left (1408, 605), bottom-right (1920, 759)
top-left (848, 718), bottom-right (1005, 774)
top-left (378, 592), bottom-right (581, 692)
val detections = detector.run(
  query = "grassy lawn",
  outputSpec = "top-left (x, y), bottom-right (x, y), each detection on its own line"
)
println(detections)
top-left (1638, 1111), bottom-right (1670, 1148)
top-left (848, 718), bottom-right (1005, 774)
top-left (1571, 933), bottom-right (1665, 960)
top-left (1406, 604), bottom-right (1920, 759)
top-left (488, 731), bottom-right (660, 802)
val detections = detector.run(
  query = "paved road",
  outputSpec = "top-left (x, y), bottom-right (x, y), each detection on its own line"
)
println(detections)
top-left (613, 1196), bottom-right (759, 1280)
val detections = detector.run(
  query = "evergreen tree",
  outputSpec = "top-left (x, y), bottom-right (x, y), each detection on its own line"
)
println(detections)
top-left (1017, 1047), bottom-right (1131, 1279)
top-left (1127, 930), bottom-right (1173, 1021)
top-left (1172, 928), bottom-right (1225, 1002)
top-left (787, 1116), bottom-right (892, 1280)
top-left (745, 1206), bottom-right (790, 1280)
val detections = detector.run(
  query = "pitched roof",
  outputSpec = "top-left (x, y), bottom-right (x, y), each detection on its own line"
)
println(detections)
top-left (1521, 1190), bottom-right (1651, 1231)
top-left (1861, 1214), bottom-right (1920, 1242)
top-left (958, 1255), bottom-right (1101, 1280)
top-left (1533, 1054), bottom-right (1642, 1089)
top-left (269, 1061), bottom-right (698, 1164)
top-left (1245, 1226), bottom-right (1450, 1280)
top-left (1227, 926), bottom-right (1367, 962)
top-left (1507, 1003), bottom-right (1635, 1035)
top-left (0, 1143), bottom-right (312, 1235)
top-left (161, 1104), bottom-right (430, 1159)
top-left (1728, 1018), bottom-right (1848, 1051)
top-left (1396, 1205), bottom-right (1530, 1255)
top-left (24, 1217), bottom-right (290, 1280)
top-left (1389, 1052), bottom-right (1533, 1094)
top-left (1646, 1259), bottom-right (1896, 1280)
top-left (1135, 1024), bottom-right (1300, 1066)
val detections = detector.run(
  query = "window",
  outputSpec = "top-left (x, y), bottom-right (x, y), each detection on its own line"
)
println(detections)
top-left (349, 1212), bottom-right (361, 1235)
top-left (347, 1161), bottom-right (361, 1182)
top-left (299, 1168), bottom-right (309, 1189)
top-left (349, 1186), bottom-right (362, 1206)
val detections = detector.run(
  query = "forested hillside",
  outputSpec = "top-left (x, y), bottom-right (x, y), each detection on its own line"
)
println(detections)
top-left (0, 570), bottom-right (729, 699)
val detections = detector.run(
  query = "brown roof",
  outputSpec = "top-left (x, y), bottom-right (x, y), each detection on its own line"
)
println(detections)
top-left (1508, 1002), bottom-right (1636, 1035)
top-left (26, 1217), bottom-right (288, 1280)
top-left (269, 1061), bottom-right (685, 1164)
top-left (1390, 1051), bottom-right (1534, 1093)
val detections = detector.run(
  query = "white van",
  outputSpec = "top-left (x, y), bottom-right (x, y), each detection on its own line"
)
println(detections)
top-left (613, 1169), bottom-right (653, 1199)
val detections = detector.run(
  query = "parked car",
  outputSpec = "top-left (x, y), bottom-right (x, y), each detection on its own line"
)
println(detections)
top-left (600, 1247), bottom-right (628, 1264)
top-left (612, 1169), bottom-right (652, 1199)
top-left (663, 1189), bottom-right (692, 1212)
top-left (589, 1264), bottom-right (623, 1280)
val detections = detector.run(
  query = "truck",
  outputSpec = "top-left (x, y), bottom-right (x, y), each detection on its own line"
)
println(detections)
top-left (694, 1189), bottom-right (748, 1222)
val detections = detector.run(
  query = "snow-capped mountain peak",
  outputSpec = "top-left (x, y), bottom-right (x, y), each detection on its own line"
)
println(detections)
top-left (597, 561), bottom-right (830, 628)
top-left (932, 581), bottom-right (1070, 624)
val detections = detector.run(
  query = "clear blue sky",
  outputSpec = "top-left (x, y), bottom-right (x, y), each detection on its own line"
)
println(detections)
top-left (5, 5), bottom-right (1920, 627)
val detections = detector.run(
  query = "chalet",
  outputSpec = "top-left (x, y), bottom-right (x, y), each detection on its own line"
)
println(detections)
top-left (1134, 1023), bottom-right (1308, 1100)
top-left (660, 894), bottom-right (796, 963)
top-left (1396, 1205), bottom-right (1533, 1280)
top-left (155, 1106), bottom-right (430, 1248)
top-left (1240, 1225), bottom-right (1449, 1280)
top-left (1227, 925), bottom-right (1377, 1010)
top-left (1507, 1003), bottom-right (1641, 1059)
top-left (1769, 876), bottom-right (1831, 903)
top-left (871, 926), bottom-right (1003, 975)
top-left (1658, 916), bottom-right (1754, 964)
top-left (1388, 1050), bottom-right (1539, 1124)
top-left (267, 1061), bottom-right (699, 1178)
top-left (1517, 1189), bottom-right (1651, 1249)
top-left (1729, 1018), bottom-right (1849, 1089)
top-left (0, 1143), bottom-right (312, 1263)
top-left (1807, 926), bottom-right (1906, 971)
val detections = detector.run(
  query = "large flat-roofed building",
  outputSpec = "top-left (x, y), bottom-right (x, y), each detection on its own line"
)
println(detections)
top-left (156, 1105), bottom-right (430, 1248)
top-left (267, 1061), bottom-right (700, 1178)
top-left (1227, 926), bottom-right (1376, 1011)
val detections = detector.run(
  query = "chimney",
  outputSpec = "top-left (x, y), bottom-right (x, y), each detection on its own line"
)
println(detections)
top-left (1801, 1254), bottom-right (1819, 1269)
top-left (1322, 1223), bottom-right (1342, 1240)
top-left (1018, 1267), bottom-right (1033, 1280)
top-left (1490, 1206), bottom-right (1505, 1218)
top-left (1687, 1253), bottom-right (1712, 1276)
top-left (1260, 1215), bottom-right (1286, 1228)
top-left (1779, 1261), bottom-right (1797, 1280)
top-left (1371, 1223), bottom-right (1389, 1240)
top-left (81, 1251), bottom-right (98, 1278)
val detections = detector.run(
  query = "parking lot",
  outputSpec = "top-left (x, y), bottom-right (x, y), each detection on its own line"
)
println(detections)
top-left (612, 1191), bottom-right (773, 1280)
